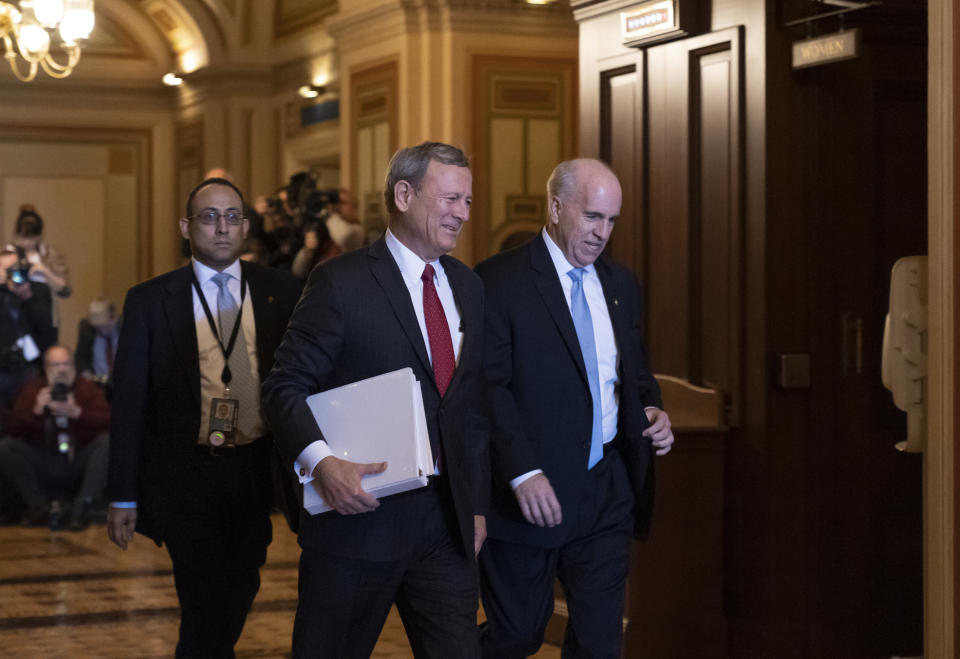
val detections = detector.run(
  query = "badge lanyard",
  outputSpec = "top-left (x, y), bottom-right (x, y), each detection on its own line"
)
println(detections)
top-left (190, 270), bottom-right (246, 394)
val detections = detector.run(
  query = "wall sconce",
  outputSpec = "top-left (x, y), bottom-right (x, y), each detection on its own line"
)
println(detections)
top-left (298, 84), bottom-right (325, 99)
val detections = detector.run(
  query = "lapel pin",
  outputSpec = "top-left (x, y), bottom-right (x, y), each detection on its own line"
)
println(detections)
top-left (268, 295), bottom-right (274, 303)
top-left (613, 299), bottom-right (619, 306)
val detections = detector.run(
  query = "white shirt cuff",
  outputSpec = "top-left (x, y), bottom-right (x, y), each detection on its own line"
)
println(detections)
top-left (510, 469), bottom-right (543, 490)
top-left (295, 440), bottom-right (333, 483)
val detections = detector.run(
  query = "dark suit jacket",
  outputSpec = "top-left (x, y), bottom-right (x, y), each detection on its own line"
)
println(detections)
top-left (75, 318), bottom-right (119, 377)
top-left (475, 234), bottom-right (662, 546)
top-left (106, 261), bottom-right (302, 545)
top-left (262, 236), bottom-right (488, 561)
top-left (0, 283), bottom-right (56, 361)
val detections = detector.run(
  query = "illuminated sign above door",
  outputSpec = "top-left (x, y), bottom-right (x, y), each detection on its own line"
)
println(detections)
top-left (620, 0), bottom-right (699, 48)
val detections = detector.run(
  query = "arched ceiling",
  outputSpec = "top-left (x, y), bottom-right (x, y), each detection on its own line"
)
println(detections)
top-left (0, 0), bottom-right (338, 86)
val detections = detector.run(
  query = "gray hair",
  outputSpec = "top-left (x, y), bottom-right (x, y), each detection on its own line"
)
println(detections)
top-left (383, 142), bottom-right (470, 215)
top-left (546, 158), bottom-right (617, 202)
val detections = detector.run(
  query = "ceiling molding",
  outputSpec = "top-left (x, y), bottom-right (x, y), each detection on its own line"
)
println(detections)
top-left (326, 0), bottom-right (575, 47)
top-left (274, 0), bottom-right (338, 40)
top-left (174, 62), bottom-right (274, 108)
top-left (0, 80), bottom-right (175, 110)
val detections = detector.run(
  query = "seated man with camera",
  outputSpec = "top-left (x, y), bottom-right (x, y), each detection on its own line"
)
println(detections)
top-left (0, 248), bottom-right (56, 411)
top-left (0, 345), bottom-right (109, 529)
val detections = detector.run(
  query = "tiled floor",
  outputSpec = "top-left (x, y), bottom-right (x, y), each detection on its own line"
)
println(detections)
top-left (0, 515), bottom-right (560, 658)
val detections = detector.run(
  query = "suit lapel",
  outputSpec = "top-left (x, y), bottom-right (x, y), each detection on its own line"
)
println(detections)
top-left (594, 256), bottom-right (629, 348)
top-left (162, 265), bottom-right (201, 405)
top-left (242, 262), bottom-right (274, 381)
top-left (440, 255), bottom-right (474, 397)
top-left (529, 235), bottom-right (590, 386)
top-left (367, 238), bottom-right (434, 379)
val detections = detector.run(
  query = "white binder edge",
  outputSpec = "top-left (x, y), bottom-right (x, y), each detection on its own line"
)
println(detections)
top-left (303, 370), bottom-right (431, 515)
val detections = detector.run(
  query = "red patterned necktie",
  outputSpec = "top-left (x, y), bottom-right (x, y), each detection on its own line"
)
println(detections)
top-left (421, 264), bottom-right (456, 396)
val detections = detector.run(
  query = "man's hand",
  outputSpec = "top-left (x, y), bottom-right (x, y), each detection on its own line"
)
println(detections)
top-left (46, 393), bottom-right (81, 420)
top-left (643, 408), bottom-right (675, 456)
top-left (28, 262), bottom-right (49, 279)
top-left (474, 515), bottom-right (486, 557)
top-left (313, 456), bottom-right (387, 515)
top-left (515, 473), bottom-right (562, 528)
top-left (33, 386), bottom-right (51, 416)
top-left (107, 506), bottom-right (137, 550)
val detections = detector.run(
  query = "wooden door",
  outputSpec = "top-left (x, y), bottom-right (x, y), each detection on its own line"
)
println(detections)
top-left (590, 27), bottom-right (745, 656)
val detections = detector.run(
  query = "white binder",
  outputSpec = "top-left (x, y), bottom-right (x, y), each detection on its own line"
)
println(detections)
top-left (302, 368), bottom-right (433, 515)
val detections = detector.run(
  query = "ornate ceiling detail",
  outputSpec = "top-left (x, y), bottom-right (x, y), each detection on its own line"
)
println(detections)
top-left (274, 0), bottom-right (338, 39)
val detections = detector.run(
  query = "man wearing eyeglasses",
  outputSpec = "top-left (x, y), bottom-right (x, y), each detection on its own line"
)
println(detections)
top-left (105, 177), bottom-right (302, 658)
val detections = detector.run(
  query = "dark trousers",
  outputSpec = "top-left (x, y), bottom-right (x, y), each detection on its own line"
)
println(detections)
top-left (163, 439), bottom-right (273, 659)
top-left (0, 433), bottom-right (108, 508)
top-left (480, 450), bottom-right (634, 659)
top-left (292, 483), bottom-right (480, 659)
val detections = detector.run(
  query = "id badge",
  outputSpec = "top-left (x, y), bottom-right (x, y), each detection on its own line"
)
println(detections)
top-left (208, 397), bottom-right (239, 447)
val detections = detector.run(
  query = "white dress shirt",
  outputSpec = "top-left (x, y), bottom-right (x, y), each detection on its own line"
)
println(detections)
top-left (293, 229), bottom-right (463, 483)
top-left (511, 229), bottom-right (621, 488)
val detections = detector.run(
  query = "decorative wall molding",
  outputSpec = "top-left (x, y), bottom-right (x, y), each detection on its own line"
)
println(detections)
top-left (274, 0), bottom-right (338, 39)
top-left (926, 0), bottom-right (957, 654)
top-left (327, 0), bottom-right (574, 48)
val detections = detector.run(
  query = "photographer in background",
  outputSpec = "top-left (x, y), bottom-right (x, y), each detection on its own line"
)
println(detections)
top-left (75, 297), bottom-right (120, 389)
top-left (325, 188), bottom-right (364, 253)
top-left (0, 248), bottom-right (56, 411)
top-left (0, 345), bottom-right (109, 530)
top-left (290, 217), bottom-right (337, 281)
top-left (10, 205), bottom-right (71, 298)
top-left (263, 184), bottom-right (303, 270)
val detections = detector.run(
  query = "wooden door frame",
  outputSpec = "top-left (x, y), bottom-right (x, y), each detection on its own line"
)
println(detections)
top-left (926, 0), bottom-right (957, 655)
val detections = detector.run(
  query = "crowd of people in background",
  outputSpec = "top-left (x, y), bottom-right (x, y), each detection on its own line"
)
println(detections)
top-left (199, 168), bottom-right (364, 282)
top-left (0, 169), bottom-right (365, 531)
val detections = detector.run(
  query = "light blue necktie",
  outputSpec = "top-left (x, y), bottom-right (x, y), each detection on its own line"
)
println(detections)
top-left (568, 268), bottom-right (604, 469)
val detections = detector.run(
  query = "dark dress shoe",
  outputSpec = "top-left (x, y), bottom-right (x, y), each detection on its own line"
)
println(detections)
top-left (67, 500), bottom-right (89, 532)
top-left (20, 503), bottom-right (50, 527)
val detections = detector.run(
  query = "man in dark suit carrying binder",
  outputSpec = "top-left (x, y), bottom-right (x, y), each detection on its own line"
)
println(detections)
top-left (475, 158), bottom-right (674, 658)
top-left (105, 178), bottom-right (301, 658)
top-left (263, 142), bottom-right (488, 659)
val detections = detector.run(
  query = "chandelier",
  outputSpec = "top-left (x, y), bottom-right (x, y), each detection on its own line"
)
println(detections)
top-left (0, 0), bottom-right (94, 82)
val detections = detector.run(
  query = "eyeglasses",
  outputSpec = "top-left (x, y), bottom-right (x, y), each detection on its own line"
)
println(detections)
top-left (189, 210), bottom-right (245, 226)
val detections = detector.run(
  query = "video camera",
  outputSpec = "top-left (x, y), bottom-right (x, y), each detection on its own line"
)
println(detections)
top-left (287, 171), bottom-right (338, 226)
top-left (5, 248), bottom-right (31, 286)
top-left (6, 264), bottom-right (30, 286)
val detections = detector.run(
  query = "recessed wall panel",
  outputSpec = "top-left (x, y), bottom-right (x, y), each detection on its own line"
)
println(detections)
top-left (526, 119), bottom-right (560, 206)
top-left (489, 118), bottom-right (524, 230)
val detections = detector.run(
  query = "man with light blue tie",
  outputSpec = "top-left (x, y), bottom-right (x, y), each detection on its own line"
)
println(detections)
top-left (105, 177), bottom-right (301, 658)
top-left (475, 158), bottom-right (675, 658)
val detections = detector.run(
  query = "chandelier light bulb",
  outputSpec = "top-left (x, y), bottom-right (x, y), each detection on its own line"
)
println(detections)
top-left (33, 0), bottom-right (65, 27)
top-left (17, 23), bottom-right (51, 61)
top-left (59, 0), bottom-right (94, 43)
top-left (0, 0), bottom-right (93, 80)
